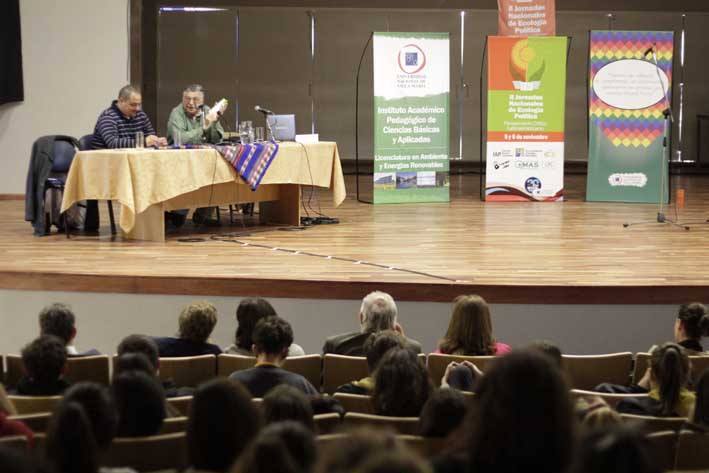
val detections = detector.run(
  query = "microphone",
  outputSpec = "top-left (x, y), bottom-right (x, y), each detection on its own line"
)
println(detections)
top-left (255, 105), bottom-right (274, 115)
top-left (643, 44), bottom-right (655, 57)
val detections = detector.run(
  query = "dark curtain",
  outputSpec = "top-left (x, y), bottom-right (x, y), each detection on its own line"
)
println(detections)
top-left (0, 0), bottom-right (24, 105)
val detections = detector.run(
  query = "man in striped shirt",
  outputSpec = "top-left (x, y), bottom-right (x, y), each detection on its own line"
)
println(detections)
top-left (91, 85), bottom-right (166, 149)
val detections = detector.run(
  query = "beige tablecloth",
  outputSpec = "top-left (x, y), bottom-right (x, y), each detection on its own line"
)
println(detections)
top-left (61, 142), bottom-right (346, 232)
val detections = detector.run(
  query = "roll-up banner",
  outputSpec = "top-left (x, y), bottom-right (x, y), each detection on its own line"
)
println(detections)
top-left (373, 32), bottom-right (450, 204)
top-left (485, 36), bottom-right (567, 201)
top-left (586, 31), bottom-right (674, 203)
top-left (497, 0), bottom-right (556, 36)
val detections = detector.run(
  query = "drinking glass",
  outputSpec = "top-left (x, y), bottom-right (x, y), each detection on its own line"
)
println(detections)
top-left (254, 127), bottom-right (265, 142)
top-left (135, 131), bottom-right (144, 149)
top-left (174, 131), bottom-right (182, 147)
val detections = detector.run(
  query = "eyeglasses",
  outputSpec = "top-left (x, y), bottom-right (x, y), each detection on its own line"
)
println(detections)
top-left (183, 96), bottom-right (202, 104)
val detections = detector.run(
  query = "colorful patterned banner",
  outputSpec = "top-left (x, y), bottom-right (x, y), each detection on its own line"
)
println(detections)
top-left (586, 31), bottom-right (674, 203)
top-left (215, 142), bottom-right (279, 190)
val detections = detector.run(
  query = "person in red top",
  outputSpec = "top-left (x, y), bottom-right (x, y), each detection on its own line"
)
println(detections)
top-left (436, 295), bottom-right (511, 356)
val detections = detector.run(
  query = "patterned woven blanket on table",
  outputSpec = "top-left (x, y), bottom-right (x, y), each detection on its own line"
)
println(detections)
top-left (214, 142), bottom-right (280, 191)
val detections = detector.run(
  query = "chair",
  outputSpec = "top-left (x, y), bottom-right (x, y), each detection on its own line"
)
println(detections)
top-left (103, 432), bottom-right (189, 472)
top-left (397, 435), bottom-right (448, 459)
top-left (40, 139), bottom-right (76, 236)
top-left (675, 430), bottom-right (709, 470)
top-left (5, 354), bottom-right (110, 388)
top-left (159, 416), bottom-right (188, 434)
top-left (426, 353), bottom-right (496, 387)
top-left (316, 432), bottom-right (348, 451)
top-left (8, 395), bottom-right (62, 415)
top-left (646, 430), bottom-right (678, 472)
top-left (633, 353), bottom-right (709, 388)
top-left (78, 133), bottom-right (116, 235)
top-left (619, 413), bottom-right (687, 434)
top-left (570, 389), bottom-right (650, 408)
top-left (322, 354), bottom-right (369, 394)
top-left (218, 354), bottom-right (322, 390)
top-left (157, 355), bottom-right (216, 388)
top-left (314, 412), bottom-right (342, 435)
top-left (343, 412), bottom-right (420, 435)
top-left (217, 354), bottom-right (254, 377)
top-left (8, 412), bottom-right (51, 433)
top-left (0, 435), bottom-right (29, 453)
top-left (333, 393), bottom-right (375, 414)
top-left (562, 352), bottom-right (633, 390)
top-left (166, 396), bottom-right (193, 416)
top-left (4, 355), bottom-right (24, 389)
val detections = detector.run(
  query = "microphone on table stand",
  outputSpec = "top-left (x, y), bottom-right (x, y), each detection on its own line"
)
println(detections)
top-left (255, 105), bottom-right (276, 142)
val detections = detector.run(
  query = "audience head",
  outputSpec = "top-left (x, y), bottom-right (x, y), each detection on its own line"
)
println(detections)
top-left (316, 428), bottom-right (406, 473)
top-left (649, 342), bottom-right (690, 416)
top-left (359, 291), bottom-right (398, 333)
top-left (188, 378), bottom-right (261, 473)
top-left (465, 349), bottom-right (574, 473)
top-left (676, 303), bottom-right (709, 342)
top-left (111, 370), bottom-right (166, 437)
top-left (46, 383), bottom-right (117, 473)
top-left (439, 295), bottom-right (496, 355)
top-left (178, 301), bottom-right (218, 343)
top-left (232, 423), bottom-right (306, 473)
top-left (0, 446), bottom-right (39, 473)
top-left (363, 330), bottom-right (406, 372)
top-left (181, 84), bottom-right (205, 118)
top-left (116, 334), bottom-right (159, 374)
top-left (252, 316), bottom-right (294, 359)
top-left (570, 425), bottom-right (661, 473)
top-left (235, 297), bottom-right (277, 352)
top-left (418, 387), bottom-right (467, 438)
top-left (117, 84), bottom-right (142, 118)
top-left (261, 421), bottom-right (317, 473)
top-left (21, 335), bottom-right (67, 384)
top-left (528, 340), bottom-right (563, 367)
top-left (114, 352), bottom-right (155, 377)
top-left (38, 303), bottom-right (76, 345)
top-left (372, 348), bottom-right (431, 417)
top-left (263, 385), bottom-right (315, 431)
top-left (693, 368), bottom-right (709, 427)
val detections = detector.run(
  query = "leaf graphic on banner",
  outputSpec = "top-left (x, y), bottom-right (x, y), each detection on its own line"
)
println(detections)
top-left (528, 59), bottom-right (545, 82)
top-left (509, 60), bottom-right (524, 81)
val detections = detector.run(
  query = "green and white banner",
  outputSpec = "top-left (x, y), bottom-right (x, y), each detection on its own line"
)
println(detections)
top-left (373, 32), bottom-right (450, 204)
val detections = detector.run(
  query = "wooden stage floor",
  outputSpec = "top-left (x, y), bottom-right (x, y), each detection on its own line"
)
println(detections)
top-left (2, 174), bottom-right (709, 304)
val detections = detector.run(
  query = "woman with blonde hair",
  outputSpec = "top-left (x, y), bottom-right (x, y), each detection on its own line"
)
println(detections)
top-left (436, 295), bottom-right (510, 356)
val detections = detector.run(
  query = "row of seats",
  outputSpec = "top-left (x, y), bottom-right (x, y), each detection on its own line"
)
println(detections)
top-left (4, 351), bottom-right (708, 393)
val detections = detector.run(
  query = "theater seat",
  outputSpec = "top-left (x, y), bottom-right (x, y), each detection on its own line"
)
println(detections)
top-left (333, 393), bottom-right (375, 414)
top-left (343, 412), bottom-right (420, 435)
top-left (157, 355), bottom-right (216, 388)
top-left (165, 396), bottom-right (192, 416)
top-left (103, 432), bottom-right (189, 472)
top-left (562, 352), bottom-right (633, 390)
top-left (675, 430), bottom-right (709, 470)
top-left (619, 413), bottom-right (687, 434)
top-left (322, 354), bottom-right (369, 394)
top-left (8, 395), bottom-right (62, 415)
top-left (314, 412), bottom-right (342, 435)
top-left (8, 412), bottom-right (51, 433)
top-left (5, 354), bottom-right (110, 388)
top-left (426, 353), bottom-right (496, 388)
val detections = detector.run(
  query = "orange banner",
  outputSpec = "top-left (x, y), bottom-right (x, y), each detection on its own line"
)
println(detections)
top-left (498, 0), bottom-right (556, 36)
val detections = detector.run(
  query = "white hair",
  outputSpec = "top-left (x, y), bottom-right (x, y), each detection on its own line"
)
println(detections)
top-left (359, 291), bottom-right (398, 332)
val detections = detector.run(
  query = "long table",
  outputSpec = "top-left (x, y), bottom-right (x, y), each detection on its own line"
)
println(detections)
top-left (61, 142), bottom-right (346, 242)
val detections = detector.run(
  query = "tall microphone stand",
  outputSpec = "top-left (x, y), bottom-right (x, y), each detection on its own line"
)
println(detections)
top-left (623, 47), bottom-right (689, 231)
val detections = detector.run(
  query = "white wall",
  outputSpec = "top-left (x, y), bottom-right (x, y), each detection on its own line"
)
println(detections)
top-left (0, 0), bottom-right (129, 194)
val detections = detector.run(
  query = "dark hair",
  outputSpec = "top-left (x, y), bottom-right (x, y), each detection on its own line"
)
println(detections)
top-left (188, 378), bottom-right (261, 473)
top-left (650, 342), bottom-right (690, 417)
top-left (46, 402), bottom-right (98, 473)
top-left (62, 382), bottom-right (117, 448)
top-left (116, 335), bottom-right (159, 373)
top-left (363, 330), bottom-right (406, 372)
top-left (114, 353), bottom-right (155, 377)
top-left (372, 348), bottom-right (431, 417)
top-left (315, 428), bottom-right (404, 473)
top-left (235, 298), bottom-right (278, 351)
top-left (528, 340), bottom-right (563, 367)
top-left (570, 425), bottom-right (661, 473)
top-left (260, 421), bottom-right (317, 473)
top-left (418, 388), bottom-right (467, 438)
top-left (465, 349), bottom-right (575, 473)
top-left (438, 295), bottom-right (497, 355)
top-left (678, 303), bottom-right (709, 340)
top-left (38, 303), bottom-right (75, 344)
top-left (693, 368), bottom-right (709, 427)
top-left (232, 426), bottom-right (302, 473)
top-left (21, 335), bottom-right (67, 383)
top-left (263, 385), bottom-right (315, 431)
top-left (252, 316), bottom-right (294, 356)
top-left (0, 446), bottom-right (38, 473)
top-left (111, 371), bottom-right (166, 437)
top-left (354, 451), bottom-right (432, 473)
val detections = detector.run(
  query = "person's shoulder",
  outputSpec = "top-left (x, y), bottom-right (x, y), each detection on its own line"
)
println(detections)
top-left (324, 331), bottom-right (363, 352)
top-left (405, 337), bottom-right (423, 353)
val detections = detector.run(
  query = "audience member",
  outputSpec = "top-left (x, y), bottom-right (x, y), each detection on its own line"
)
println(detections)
top-left (0, 446), bottom-right (41, 473)
top-left (224, 297), bottom-right (305, 356)
top-left (38, 303), bottom-right (99, 356)
top-left (111, 371), bottom-right (166, 437)
top-left (240, 421), bottom-right (317, 473)
top-left (528, 339), bottom-right (563, 367)
top-left (187, 378), bottom-right (261, 473)
top-left (229, 316), bottom-right (318, 397)
top-left (323, 291), bottom-right (421, 356)
top-left (336, 330), bottom-right (406, 395)
top-left (436, 295), bottom-right (510, 356)
top-left (673, 302), bottom-right (709, 354)
top-left (153, 301), bottom-right (222, 357)
top-left (433, 349), bottom-right (575, 473)
top-left (263, 385), bottom-right (315, 431)
top-left (231, 425), bottom-right (303, 473)
top-left (440, 360), bottom-right (482, 392)
top-left (569, 425), bottom-right (661, 473)
top-left (616, 342), bottom-right (695, 417)
top-left (419, 387), bottom-right (467, 438)
top-left (315, 428), bottom-right (407, 473)
top-left (372, 348), bottom-right (431, 417)
top-left (0, 383), bottom-right (32, 445)
top-left (15, 335), bottom-right (70, 395)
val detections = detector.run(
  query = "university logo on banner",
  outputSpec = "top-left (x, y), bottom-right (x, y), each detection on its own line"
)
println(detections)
top-left (586, 31), bottom-right (674, 203)
top-left (498, 0), bottom-right (556, 36)
top-left (485, 36), bottom-right (567, 201)
top-left (373, 32), bottom-right (450, 204)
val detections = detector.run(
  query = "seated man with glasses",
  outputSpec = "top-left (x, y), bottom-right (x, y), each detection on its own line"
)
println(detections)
top-left (166, 84), bottom-right (227, 226)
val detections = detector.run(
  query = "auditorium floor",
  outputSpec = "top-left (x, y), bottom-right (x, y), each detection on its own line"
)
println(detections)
top-left (2, 173), bottom-right (709, 303)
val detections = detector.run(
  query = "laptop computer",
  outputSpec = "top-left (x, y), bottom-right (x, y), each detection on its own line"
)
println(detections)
top-left (267, 114), bottom-right (296, 141)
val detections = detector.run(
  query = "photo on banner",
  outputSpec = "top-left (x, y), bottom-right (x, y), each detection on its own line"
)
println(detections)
top-left (373, 32), bottom-right (450, 204)
top-left (497, 0), bottom-right (556, 36)
top-left (586, 31), bottom-right (674, 203)
top-left (485, 36), bottom-right (567, 201)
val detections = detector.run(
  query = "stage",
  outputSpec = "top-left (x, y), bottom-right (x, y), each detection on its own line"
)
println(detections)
top-left (2, 173), bottom-right (709, 305)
